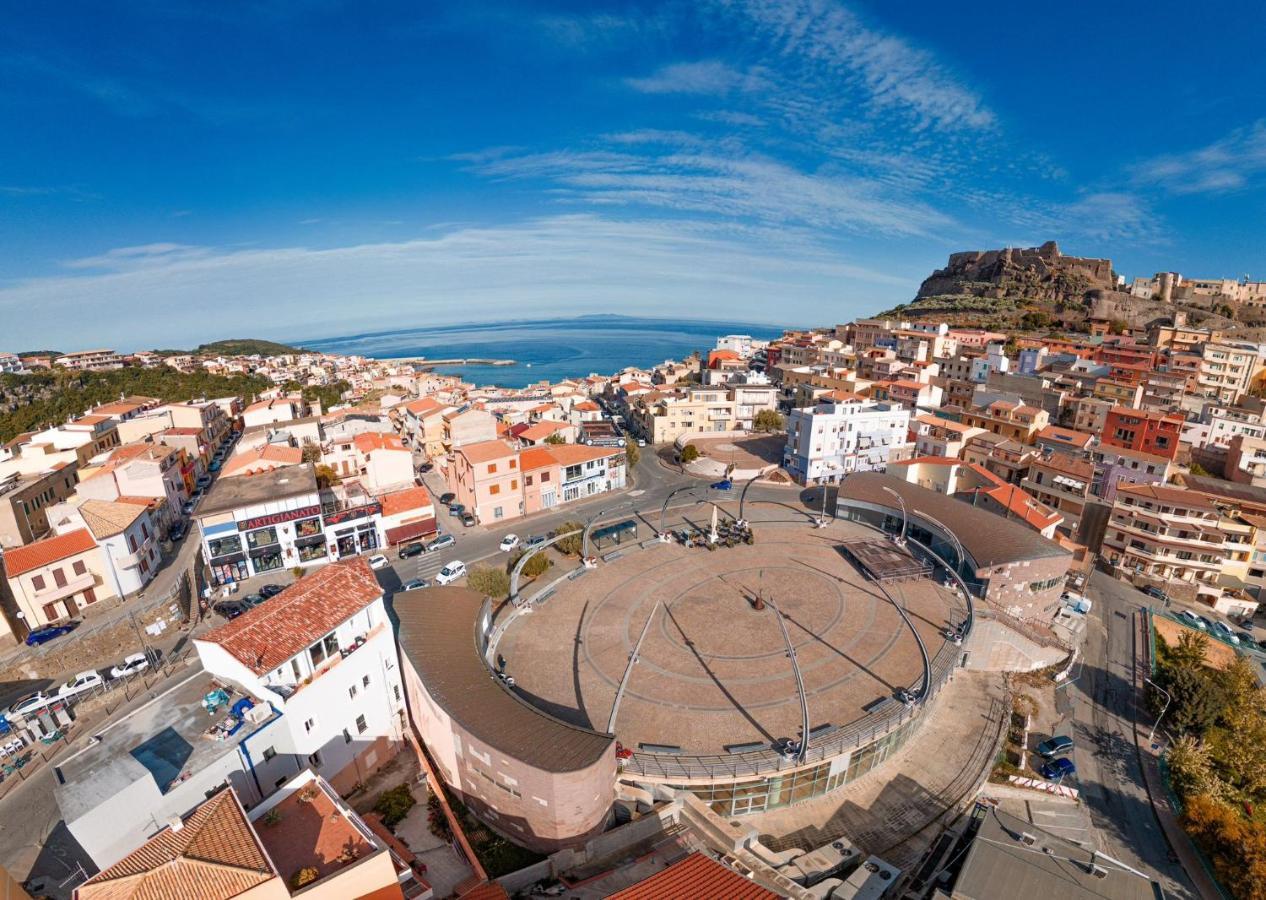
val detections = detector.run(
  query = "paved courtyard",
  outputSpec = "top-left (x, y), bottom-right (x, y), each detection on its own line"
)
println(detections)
top-left (496, 521), bottom-right (960, 755)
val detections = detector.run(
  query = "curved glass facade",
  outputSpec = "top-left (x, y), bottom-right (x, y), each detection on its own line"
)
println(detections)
top-left (659, 714), bottom-right (921, 817)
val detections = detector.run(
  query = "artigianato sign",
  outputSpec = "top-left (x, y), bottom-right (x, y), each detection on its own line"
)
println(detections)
top-left (238, 504), bottom-right (323, 532)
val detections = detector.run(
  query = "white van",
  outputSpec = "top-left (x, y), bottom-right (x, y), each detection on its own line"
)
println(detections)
top-left (436, 561), bottom-right (467, 585)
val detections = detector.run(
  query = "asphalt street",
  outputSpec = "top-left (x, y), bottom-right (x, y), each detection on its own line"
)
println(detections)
top-left (1061, 569), bottom-right (1195, 898)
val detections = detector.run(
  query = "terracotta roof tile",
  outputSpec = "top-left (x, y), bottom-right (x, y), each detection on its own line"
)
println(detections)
top-left (79, 499), bottom-right (146, 539)
top-left (608, 853), bottom-right (778, 900)
top-left (353, 432), bottom-right (406, 453)
top-left (380, 485), bottom-right (433, 517)
top-left (458, 440), bottom-right (517, 465)
top-left (197, 558), bottom-right (382, 675)
top-left (2, 528), bottom-right (97, 577)
top-left (220, 444), bottom-right (303, 477)
top-left (76, 788), bottom-right (276, 900)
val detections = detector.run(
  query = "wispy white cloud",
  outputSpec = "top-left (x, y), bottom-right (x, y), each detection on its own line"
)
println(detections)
top-left (719, 0), bottom-right (994, 132)
top-left (626, 60), bottom-right (767, 95)
top-left (1132, 120), bottom-right (1266, 195)
top-left (63, 242), bottom-right (211, 270)
top-left (0, 215), bottom-right (911, 350)
top-left (458, 143), bottom-right (953, 237)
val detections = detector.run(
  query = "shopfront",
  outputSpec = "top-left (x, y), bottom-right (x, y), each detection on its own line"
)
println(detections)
top-left (325, 502), bottom-right (384, 559)
top-left (201, 502), bottom-right (333, 585)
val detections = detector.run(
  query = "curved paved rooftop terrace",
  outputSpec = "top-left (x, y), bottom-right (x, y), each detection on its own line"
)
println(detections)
top-left (496, 520), bottom-right (959, 756)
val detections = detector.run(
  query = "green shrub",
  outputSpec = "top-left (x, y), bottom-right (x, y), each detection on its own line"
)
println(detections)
top-left (374, 784), bottom-right (416, 828)
top-left (467, 566), bottom-right (511, 597)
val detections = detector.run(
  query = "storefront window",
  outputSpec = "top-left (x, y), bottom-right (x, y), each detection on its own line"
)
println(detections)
top-left (211, 558), bottom-right (249, 585)
top-left (250, 549), bottom-right (283, 573)
top-left (295, 517), bottom-right (322, 538)
top-left (246, 527), bottom-right (279, 550)
top-left (297, 540), bottom-right (327, 562)
top-left (208, 535), bottom-right (242, 557)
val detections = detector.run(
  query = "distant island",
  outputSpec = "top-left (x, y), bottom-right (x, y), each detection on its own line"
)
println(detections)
top-left (192, 338), bottom-right (307, 356)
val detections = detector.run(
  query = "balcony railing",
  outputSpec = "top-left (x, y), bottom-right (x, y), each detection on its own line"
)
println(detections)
top-left (32, 571), bottom-right (96, 599)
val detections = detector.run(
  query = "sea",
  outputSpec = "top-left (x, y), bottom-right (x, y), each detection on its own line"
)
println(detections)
top-left (302, 316), bottom-right (788, 388)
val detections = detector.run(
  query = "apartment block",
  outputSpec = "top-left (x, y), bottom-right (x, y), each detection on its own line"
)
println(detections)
top-left (1102, 483), bottom-right (1225, 590)
top-left (782, 395), bottom-right (912, 485)
top-left (1199, 342), bottom-right (1259, 405)
top-left (958, 400), bottom-right (1050, 445)
top-left (0, 463), bottom-right (79, 548)
top-left (1101, 407), bottom-right (1183, 461)
top-left (1021, 452), bottom-right (1094, 536)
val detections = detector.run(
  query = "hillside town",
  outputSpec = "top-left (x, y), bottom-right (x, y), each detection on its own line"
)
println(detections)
top-left (1, 252), bottom-right (1266, 900)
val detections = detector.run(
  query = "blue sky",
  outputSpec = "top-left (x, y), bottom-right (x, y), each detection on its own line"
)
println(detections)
top-left (3, 1), bottom-right (1265, 351)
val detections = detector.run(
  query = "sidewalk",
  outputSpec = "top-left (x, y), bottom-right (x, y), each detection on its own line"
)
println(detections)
top-left (1130, 610), bottom-right (1225, 900)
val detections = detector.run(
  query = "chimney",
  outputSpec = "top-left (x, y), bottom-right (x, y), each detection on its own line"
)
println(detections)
top-left (166, 815), bottom-right (184, 833)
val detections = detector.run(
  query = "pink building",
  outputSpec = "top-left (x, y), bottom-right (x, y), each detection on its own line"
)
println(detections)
top-left (448, 440), bottom-right (521, 524)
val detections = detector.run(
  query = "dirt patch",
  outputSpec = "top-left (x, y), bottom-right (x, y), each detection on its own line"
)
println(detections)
top-left (1154, 617), bottom-right (1240, 669)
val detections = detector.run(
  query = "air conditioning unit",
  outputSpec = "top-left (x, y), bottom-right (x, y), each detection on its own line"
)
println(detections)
top-left (1090, 865), bottom-right (1108, 879)
top-left (1020, 832), bottom-right (1037, 846)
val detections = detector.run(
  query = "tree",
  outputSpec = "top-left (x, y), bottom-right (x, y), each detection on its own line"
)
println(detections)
top-left (508, 550), bottom-right (551, 578)
top-left (752, 409), bottom-right (785, 433)
top-left (1108, 318), bottom-right (1128, 335)
top-left (1183, 794), bottom-right (1266, 900)
top-left (623, 435), bottom-right (640, 468)
top-left (314, 464), bottom-right (340, 489)
top-left (1189, 461), bottom-right (1213, 477)
top-left (1165, 664), bottom-right (1226, 735)
top-left (300, 440), bottom-right (322, 464)
top-left (1169, 630), bottom-right (1211, 671)
top-left (1166, 734), bottom-right (1227, 802)
top-left (553, 521), bottom-right (585, 556)
top-left (466, 566), bottom-right (510, 598)
top-left (680, 444), bottom-right (700, 464)
top-left (542, 431), bottom-right (566, 445)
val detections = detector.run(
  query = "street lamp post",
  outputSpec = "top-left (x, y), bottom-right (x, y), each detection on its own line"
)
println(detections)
top-left (881, 485), bottom-right (908, 544)
top-left (913, 509), bottom-right (973, 636)
top-left (1145, 678), bottom-right (1172, 744)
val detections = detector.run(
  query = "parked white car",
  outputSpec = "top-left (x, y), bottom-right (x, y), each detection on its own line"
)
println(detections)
top-left (436, 560), bottom-right (467, 585)
top-left (110, 652), bottom-right (151, 679)
top-left (499, 534), bottom-right (520, 552)
top-left (59, 670), bottom-right (104, 699)
top-left (8, 691), bottom-right (54, 718)
top-left (368, 554), bottom-right (390, 570)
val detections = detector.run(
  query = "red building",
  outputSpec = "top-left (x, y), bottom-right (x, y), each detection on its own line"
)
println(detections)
top-left (1102, 406), bottom-right (1183, 460)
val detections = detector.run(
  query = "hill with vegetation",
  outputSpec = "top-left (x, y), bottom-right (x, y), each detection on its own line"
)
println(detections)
top-left (193, 338), bottom-right (305, 356)
top-left (0, 367), bottom-right (271, 443)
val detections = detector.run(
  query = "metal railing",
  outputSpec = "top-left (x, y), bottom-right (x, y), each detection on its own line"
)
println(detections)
top-left (620, 638), bottom-right (960, 781)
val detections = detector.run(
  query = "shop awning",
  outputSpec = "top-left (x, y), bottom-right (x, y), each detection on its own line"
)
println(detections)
top-left (385, 518), bottom-right (437, 545)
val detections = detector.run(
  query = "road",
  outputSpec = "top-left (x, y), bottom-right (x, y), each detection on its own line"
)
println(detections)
top-left (0, 446), bottom-right (811, 895)
top-left (1061, 569), bottom-right (1194, 898)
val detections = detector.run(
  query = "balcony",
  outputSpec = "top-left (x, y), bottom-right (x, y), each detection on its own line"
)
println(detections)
top-left (32, 570), bottom-right (96, 599)
top-left (113, 538), bottom-right (155, 569)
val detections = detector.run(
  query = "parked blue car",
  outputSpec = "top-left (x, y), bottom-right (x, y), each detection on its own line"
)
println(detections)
top-left (1039, 757), bottom-right (1076, 781)
top-left (710, 479), bottom-right (734, 491)
top-left (25, 623), bottom-right (74, 646)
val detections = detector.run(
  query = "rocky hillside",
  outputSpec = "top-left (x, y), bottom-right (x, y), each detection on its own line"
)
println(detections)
top-left (915, 241), bottom-right (1116, 303)
top-left (879, 241), bottom-right (1247, 335)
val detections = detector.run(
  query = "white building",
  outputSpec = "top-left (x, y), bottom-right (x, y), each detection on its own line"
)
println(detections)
top-left (0, 352), bottom-right (27, 374)
top-left (193, 558), bottom-right (407, 796)
top-left (50, 498), bottom-right (161, 597)
top-left (783, 395), bottom-right (913, 485)
top-left (195, 464), bottom-right (385, 585)
top-left (715, 334), bottom-right (768, 359)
